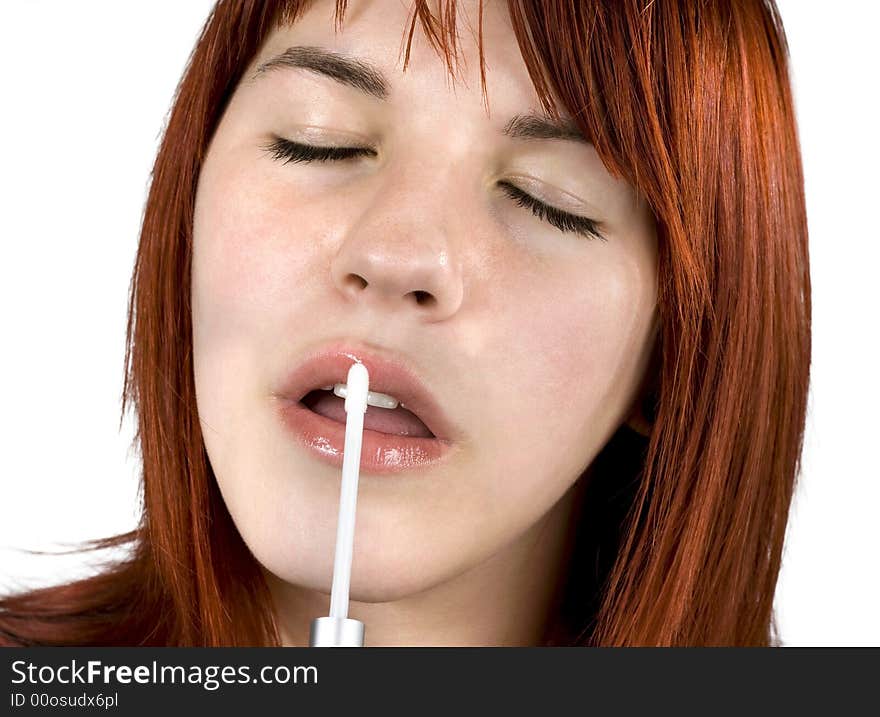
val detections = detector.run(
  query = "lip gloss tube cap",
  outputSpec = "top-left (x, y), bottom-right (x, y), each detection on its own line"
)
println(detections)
top-left (309, 616), bottom-right (365, 647)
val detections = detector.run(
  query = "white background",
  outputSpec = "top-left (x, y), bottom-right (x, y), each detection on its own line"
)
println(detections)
top-left (1, 2), bottom-right (877, 645)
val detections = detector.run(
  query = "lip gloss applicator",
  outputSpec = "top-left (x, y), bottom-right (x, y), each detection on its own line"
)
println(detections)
top-left (309, 361), bottom-right (369, 647)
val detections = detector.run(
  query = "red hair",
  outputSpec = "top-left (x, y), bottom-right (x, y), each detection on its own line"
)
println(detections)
top-left (1, 0), bottom-right (809, 646)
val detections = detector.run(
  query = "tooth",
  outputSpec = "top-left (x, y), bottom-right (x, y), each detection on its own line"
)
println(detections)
top-left (325, 383), bottom-right (399, 410)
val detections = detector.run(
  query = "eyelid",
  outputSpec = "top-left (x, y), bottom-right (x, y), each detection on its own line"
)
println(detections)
top-left (262, 136), bottom-right (375, 163)
top-left (505, 172), bottom-right (596, 216)
top-left (274, 136), bottom-right (372, 153)
top-left (291, 123), bottom-right (375, 145)
top-left (497, 181), bottom-right (606, 241)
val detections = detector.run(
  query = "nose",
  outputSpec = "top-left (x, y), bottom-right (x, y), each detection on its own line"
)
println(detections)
top-left (329, 181), bottom-right (465, 322)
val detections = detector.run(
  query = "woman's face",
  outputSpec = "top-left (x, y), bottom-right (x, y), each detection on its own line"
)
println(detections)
top-left (192, 0), bottom-right (658, 604)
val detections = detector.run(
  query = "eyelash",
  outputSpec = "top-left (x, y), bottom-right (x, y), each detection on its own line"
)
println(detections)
top-left (261, 137), bottom-right (607, 242)
top-left (262, 137), bottom-right (376, 164)
top-left (495, 181), bottom-right (606, 242)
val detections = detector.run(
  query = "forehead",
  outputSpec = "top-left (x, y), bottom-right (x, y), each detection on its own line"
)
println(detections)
top-left (251, 0), bottom-right (545, 114)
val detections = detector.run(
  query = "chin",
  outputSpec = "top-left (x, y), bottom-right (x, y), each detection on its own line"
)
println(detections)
top-left (255, 537), bottom-right (462, 604)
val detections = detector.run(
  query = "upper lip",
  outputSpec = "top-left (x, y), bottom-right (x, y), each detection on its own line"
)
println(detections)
top-left (275, 342), bottom-right (460, 442)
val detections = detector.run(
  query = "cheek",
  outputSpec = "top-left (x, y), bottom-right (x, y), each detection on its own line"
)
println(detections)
top-left (461, 250), bottom-right (657, 541)
top-left (191, 157), bottom-right (307, 442)
top-left (561, 263), bottom-right (654, 385)
top-left (194, 176), bottom-right (287, 331)
top-left (191, 149), bottom-right (339, 356)
top-left (497, 250), bottom-right (657, 443)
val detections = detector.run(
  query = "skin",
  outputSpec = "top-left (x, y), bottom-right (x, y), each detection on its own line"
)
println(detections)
top-left (191, 0), bottom-right (659, 646)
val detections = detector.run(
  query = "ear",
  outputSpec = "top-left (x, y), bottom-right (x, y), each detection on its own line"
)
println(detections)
top-left (624, 328), bottom-right (661, 438)
top-left (624, 396), bottom-right (654, 437)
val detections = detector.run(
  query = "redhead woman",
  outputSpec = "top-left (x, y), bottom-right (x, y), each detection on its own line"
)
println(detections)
top-left (0, 0), bottom-right (809, 646)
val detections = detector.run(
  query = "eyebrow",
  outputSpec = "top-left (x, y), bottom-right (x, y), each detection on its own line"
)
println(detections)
top-left (502, 113), bottom-right (588, 144)
top-left (252, 45), bottom-right (388, 100)
top-left (251, 45), bottom-right (590, 145)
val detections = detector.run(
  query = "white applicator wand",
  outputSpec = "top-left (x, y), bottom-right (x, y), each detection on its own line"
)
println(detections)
top-left (309, 361), bottom-right (369, 647)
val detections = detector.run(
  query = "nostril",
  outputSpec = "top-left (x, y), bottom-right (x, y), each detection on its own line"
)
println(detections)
top-left (343, 274), bottom-right (368, 291)
top-left (413, 290), bottom-right (435, 306)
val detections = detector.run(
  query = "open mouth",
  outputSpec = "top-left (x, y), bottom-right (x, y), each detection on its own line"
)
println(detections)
top-left (299, 388), bottom-right (436, 439)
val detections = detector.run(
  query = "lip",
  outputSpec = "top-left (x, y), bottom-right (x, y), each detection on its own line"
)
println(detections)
top-left (273, 343), bottom-right (461, 474)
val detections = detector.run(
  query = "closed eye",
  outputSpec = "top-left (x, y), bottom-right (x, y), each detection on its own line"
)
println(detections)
top-left (261, 136), bottom-right (376, 163)
top-left (495, 181), bottom-right (606, 242)
top-left (261, 136), bottom-right (607, 242)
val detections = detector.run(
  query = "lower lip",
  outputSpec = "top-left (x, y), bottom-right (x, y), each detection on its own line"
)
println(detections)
top-left (275, 397), bottom-right (455, 474)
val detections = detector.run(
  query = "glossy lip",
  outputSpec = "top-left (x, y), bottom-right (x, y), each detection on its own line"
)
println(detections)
top-left (272, 343), bottom-right (462, 474)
